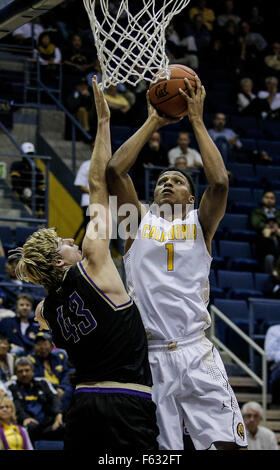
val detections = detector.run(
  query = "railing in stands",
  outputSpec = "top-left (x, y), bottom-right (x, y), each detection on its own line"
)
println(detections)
top-left (36, 78), bottom-right (92, 175)
top-left (0, 118), bottom-right (50, 225)
top-left (210, 304), bottom-right (268, 423)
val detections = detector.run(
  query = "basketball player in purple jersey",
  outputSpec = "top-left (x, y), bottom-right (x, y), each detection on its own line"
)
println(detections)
top-left (106, 76), bottom-right (248, 450)
top-left (13, 77), bottom-right (159, 451)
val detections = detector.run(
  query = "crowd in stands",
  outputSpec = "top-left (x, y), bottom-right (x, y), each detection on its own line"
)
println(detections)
top-left (1, 0), bottom-right (280, 450)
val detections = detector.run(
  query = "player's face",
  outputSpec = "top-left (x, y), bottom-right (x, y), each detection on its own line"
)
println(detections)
top-left (16, 299), bottom-right (32, 319)
top-left (243, 409), bottom-right (261, 434)
top-left (262, 192), bottom-right (275, 208)
top-left (56, 238), bottom-right (82, 267)
top-left (0, 400), bottom-right (13, 422)
top-left (34, 339), bottom-right (52, 358)
top-left (16, 365), bottom-right (34, 384)
top-left (154, 171), bottom-right (194, 207)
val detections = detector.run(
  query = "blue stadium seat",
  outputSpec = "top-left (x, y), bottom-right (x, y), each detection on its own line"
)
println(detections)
top-left (260, 121), bottom-right (280, 141)
top-left (160, 131), bottom-right (178, 150)
top-left (0, 226), bottom-right (13, 244)
top-left (227, 163), bottom-right (255, 178)
top-left (258, 140), bottom-right (280, 156)
top-left (255, 165), bottom-right (280, 180)
top-left (229, 116), bottom-right (260, 136)
top-left (219, 240), bottom-right (259, 271)
top-left (15, 226), bottom-right (38, 246)
top-left (254, 273), bottom-right (270, 293)
top-left (0, 256), bottom-right (6, 278)
top-left (213, 298), bottom-right (249, 321)
top-left (219, 214), bottom-right (249, 230)
top-left (209, 269), bottom-right (224, 301)
top-left (216, 214), bottom-right (256, 242)
top-left (217, 270), bottom-right (262, 299)
top-left (34, 440), bottom-right (64, 450)
top-left (211, 240), bottom-right (226, 270)
top-left (228, 187), bottom-right (254, 203)
top-left (249, 298), bottom-right (280, 337)
top-left (228, 187), bottom-right (256, 214)
top-left (212, 298), bottom-right (250, 360)
top-left (248, 298), bottom-right (280, 371)
top-left (234, 177), bottom-right (263, 189)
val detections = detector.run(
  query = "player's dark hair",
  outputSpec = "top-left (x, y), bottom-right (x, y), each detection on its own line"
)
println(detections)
top-left (157, 168), bottom-right (196, 196)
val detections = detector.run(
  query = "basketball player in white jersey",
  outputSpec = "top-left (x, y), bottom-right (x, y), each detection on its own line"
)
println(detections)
top-left (106, 76), bottom-right (247, 450)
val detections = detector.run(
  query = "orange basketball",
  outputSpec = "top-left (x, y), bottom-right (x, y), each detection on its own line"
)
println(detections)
top-left (149, 64), bottom-right (197, 118)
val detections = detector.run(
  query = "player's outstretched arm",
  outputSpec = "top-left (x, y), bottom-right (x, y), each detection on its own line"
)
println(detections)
top-left (82, 76), bottom-right (112, 264)
top-left (179, 77), bottom-right (229, 252)
top-left (106, 93), bottom-right (179, 216)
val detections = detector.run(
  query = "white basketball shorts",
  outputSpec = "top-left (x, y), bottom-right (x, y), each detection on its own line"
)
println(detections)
top-left (148, 332), bottom-right (248, 450)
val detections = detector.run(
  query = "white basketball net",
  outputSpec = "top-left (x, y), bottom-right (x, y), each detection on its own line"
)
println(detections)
top-left (83, 0), bottom-right (191, 89)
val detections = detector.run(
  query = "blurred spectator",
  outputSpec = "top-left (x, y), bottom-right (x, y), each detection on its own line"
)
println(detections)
top-left (251, 190), bottom-right (280, 272)
top-left (248, 5), bottom-right (265, 35)
top-left (216, 0), bottom-right (241, 28)
top-left (0, 381), bottom-right (11, 401)
top-left (219, 19), bottom-right (246, 77)
top-left (236, 77), bottom-right (257, 114)
top-left (0, 293), bottom-right (39, 356)
top-left (186, 13), bottom-right (211, 59)
top-left (10, 142), bottom-right (46, 217)
top-left (173, 156), bottom-right (189, 171)
top-left (141, 132), bottom-right (169, 168)
top-left (166, 22), bottom-right (199, 70)
top-left (265, 324), bottom-right (280, 405)
top-left (208, 112), bottom-right (242, 161)
top-left (63, 33), bottom-right (95, 92)
top-left (0, 396), bottom-right (33, 450)
top-left (0, 335), bottom-right (15, 384)
top-left (33, 32), bottom-right (62, 89)
top-left (0, 240), bottom-right (4, 257)
top-left (7, 357), bottom-right (64, 444)
top-left (28, 332), bottom-right (73, 414)
top-left (264, 43), bottom-right (280, 76)
top-left (133, 131), bottom-right (168, 199)
top-left (67, 78), bottom-right (93, 135)
top-left (237, 21), bottom-right (268, 78)
top-left (263, 256), bottom-right (280, 299)
top-left (74, 158), bottom-right (91, 232)
top-left (12, 19), bottom-right (44, 47)
top-left (255, 218), bottom-right (280, 273)
top-left (189, 0), bottom-right (215, 31)
top-left (168, 131), bottom-right (203, 169)
top-left (239, 21), bottom-right (268, 54)
top-left (241, 401), bottom-right (278, 450)
top-left (257, 76), bottom-right (280, 120)
top-left (104, 85), bottom-right (131, 125)
top-left (1, 258), bottom-right (26, 312)
top-left (251, 191), bottom-right (280, 233)
top-left (34, 31), bottom-right (62, 65)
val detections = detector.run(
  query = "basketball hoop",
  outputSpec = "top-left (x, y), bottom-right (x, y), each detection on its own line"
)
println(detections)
top-left (83, 0), bottom-right (191, 89)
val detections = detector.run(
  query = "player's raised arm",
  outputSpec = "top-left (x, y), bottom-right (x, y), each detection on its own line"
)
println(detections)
top-left (82, 76), bottom-right (112, 263)
top-left (106, 94), bottom-right (179, 220)
top-left (179, 76), bottom-right (229, 252)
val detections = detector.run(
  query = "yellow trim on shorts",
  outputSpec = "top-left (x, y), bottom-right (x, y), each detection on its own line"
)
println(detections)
top-left (76, 381), bottom-right (152, 394)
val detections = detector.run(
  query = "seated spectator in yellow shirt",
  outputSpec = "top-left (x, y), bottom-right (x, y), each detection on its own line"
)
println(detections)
top-left (189, 0), bottom-right (215, 31)
top-left (0, 396), bottom-right (33, 450)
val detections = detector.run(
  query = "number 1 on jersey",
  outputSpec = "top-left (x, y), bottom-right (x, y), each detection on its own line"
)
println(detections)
top-left (165, 243), bottom-right (174, 271)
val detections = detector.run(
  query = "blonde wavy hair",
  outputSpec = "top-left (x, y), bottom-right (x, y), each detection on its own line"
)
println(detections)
top-left (13, 227), bottom-right (64, 291)
top-left (0, 397), bottom-right (17, 423)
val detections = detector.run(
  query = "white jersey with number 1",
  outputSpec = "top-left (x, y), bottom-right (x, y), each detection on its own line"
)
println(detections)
top-left (124, 208), bottom-right (212, 341)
